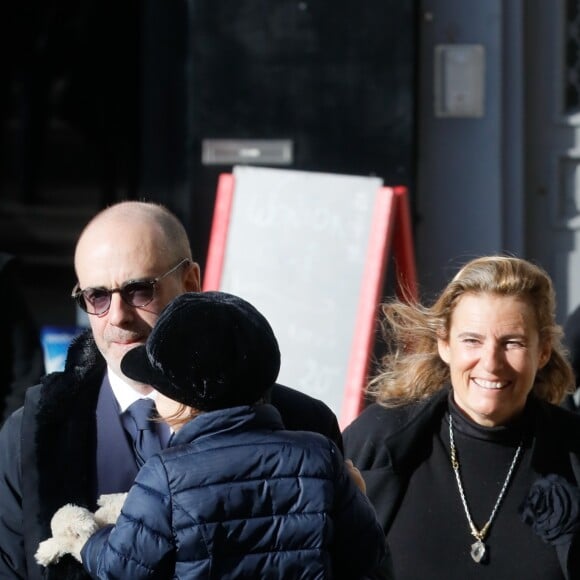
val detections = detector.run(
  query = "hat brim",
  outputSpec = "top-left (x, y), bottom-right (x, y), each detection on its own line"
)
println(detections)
top-left (121, 345), bottom-right (178, 398)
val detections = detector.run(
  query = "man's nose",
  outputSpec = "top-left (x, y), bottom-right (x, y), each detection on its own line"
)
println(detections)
top-left (106, 292), bottom-right (134, 325)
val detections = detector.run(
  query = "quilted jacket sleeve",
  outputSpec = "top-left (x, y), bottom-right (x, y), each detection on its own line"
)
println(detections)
top-left (81, 455), bottom-right (175, 578)
top-left (330, 445), bottom-right (392, 580)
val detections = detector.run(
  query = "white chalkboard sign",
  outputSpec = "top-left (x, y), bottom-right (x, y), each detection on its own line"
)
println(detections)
top-left (203, 166), bottom-right (415, 427)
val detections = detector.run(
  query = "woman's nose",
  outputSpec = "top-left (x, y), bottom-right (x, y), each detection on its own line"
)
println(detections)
top-left (480, 342), bottom-right (503, 372)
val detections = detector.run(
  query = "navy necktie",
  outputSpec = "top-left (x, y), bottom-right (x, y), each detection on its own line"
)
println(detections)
top-left (123, 399), bottom-right (163, 467)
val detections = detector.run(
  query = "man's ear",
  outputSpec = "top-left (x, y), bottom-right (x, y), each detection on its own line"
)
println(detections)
top-left (184, 261), bottom-right (202, 292)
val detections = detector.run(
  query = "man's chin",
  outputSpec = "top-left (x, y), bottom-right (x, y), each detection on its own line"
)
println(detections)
top-left (106, 361), bottom-right (155, 394)
top-left (105, 341), bottom-right (144, 369)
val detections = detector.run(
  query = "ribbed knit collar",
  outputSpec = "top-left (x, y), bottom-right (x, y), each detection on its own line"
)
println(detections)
top-left (446, 389), bottom-right (532, 446)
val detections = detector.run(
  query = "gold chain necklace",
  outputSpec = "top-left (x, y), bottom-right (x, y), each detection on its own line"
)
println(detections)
top-left (448, 414), bottom-right (523, 563)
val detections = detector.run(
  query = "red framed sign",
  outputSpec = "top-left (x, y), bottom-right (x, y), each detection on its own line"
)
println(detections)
top-left (203, 166), bottom-right (416, 429)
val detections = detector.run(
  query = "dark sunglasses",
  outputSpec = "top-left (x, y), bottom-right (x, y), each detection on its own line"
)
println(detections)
top-left (72, 258), bottom-right (190, 316)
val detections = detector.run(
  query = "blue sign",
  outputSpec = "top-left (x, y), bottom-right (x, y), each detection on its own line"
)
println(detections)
top-left (41, 326), bottom-right (83, 373)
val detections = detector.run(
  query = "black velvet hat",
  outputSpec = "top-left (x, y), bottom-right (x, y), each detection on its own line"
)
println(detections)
top-left (120, 291), bottom-right (280, 411)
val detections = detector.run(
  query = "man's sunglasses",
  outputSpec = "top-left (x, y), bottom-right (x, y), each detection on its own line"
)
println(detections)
top-left (71, 258), bottom-right (190, 316)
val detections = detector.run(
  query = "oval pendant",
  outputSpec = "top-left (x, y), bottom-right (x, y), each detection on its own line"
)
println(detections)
top-left (470, 540), bottom-right (486, 563)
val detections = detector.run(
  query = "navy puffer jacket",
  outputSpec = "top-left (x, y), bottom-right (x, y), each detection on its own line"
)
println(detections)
top-left (81, 404), bottom-right (386, 579)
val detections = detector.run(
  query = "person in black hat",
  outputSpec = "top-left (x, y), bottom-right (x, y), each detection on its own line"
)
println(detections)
top-left (39, 291), bottom-right (389, 579)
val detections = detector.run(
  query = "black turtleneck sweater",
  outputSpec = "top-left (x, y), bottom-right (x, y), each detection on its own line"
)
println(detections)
top-left (387, 396), bottom-right (564, 579)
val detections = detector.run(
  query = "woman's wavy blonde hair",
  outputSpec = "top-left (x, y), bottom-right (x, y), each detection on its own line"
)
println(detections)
top-left (368, 255), bottom-right (574, 407)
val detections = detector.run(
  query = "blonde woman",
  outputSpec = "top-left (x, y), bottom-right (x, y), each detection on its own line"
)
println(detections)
top-left (344, 255), bottom-right (580, 580)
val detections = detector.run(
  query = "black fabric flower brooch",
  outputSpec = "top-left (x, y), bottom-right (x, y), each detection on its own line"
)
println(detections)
top-left (520, 474), bottom-right (580, 546)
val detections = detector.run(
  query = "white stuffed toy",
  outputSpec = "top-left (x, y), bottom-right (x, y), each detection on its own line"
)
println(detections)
top-left (94, 492), bottom-right (128, 527)
top-left (35, 493), bottom-right (128, 566)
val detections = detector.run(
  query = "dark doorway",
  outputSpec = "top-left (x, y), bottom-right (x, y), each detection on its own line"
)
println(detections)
top-left (141, 0), bottom-right (417, 271)
top-left (0, 1), bottom-right (140, 326)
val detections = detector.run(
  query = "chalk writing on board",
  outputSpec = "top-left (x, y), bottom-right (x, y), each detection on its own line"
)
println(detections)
top-left (204, 167), bottom-right (417, 427)
top-left (213, 166), bottom-right (384, 419)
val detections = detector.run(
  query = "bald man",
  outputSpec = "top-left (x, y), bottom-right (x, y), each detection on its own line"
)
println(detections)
top-left (0, 202), bottom-right (342, 580)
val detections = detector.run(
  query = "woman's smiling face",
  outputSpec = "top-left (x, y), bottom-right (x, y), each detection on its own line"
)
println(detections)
top-left (437, 292), bottom-right (551, 427)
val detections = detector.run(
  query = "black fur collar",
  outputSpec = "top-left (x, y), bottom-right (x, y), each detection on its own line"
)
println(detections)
top-left (25, 330), bottom-right (106, 579)
top-left (37, 330), bottom-right (105, 425)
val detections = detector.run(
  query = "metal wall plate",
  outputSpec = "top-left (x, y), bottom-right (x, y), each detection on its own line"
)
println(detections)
top-left (434, 44), bottom-right (485, 118)
top-left (202, 139), bottom-right (293, 166)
